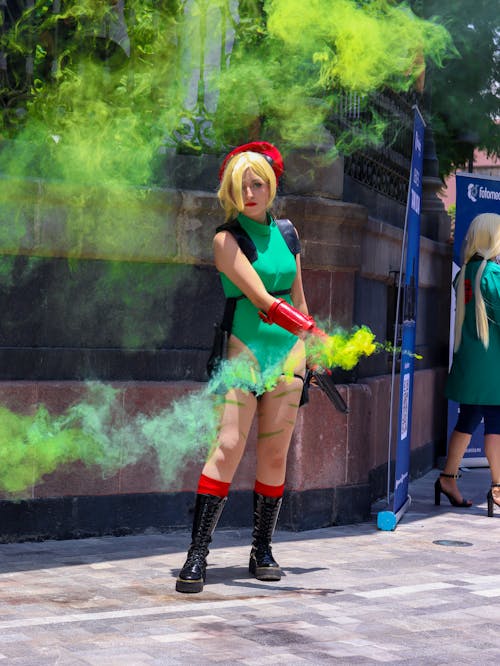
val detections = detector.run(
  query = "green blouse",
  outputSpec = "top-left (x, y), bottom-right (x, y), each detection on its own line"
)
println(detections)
top-left (446, 259), bottom-right (500, 405)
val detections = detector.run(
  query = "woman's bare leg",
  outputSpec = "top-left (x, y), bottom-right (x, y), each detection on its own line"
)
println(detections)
top-left (202, 387), bottom-right (257, 483)
top-left (254, 376), bottom-right (302, 485)
top-left (485, 435), bottom-right (500, 505)
top-left (440, 430), bottom-right (472, 503)
top-left (255, 340), bottom-right (306, 485)
top-left (202, 335), bottom-right (259, 483)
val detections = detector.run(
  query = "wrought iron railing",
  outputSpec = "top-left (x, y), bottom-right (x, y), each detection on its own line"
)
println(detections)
top-left (0, 0), bottom-right (32, 129)
top-left (333, 88), bottom-right (417, 205)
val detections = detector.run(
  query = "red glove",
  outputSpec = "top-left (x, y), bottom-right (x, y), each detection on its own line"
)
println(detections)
top-left (259, 299), bottom-right (325, 337)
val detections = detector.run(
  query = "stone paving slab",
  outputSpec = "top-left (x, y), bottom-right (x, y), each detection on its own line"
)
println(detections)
top-left (1, 467), bottom-right (500, 664)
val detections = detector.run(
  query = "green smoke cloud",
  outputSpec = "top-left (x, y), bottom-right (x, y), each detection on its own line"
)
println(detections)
top-left (0, 2), bottom-right (205, 349)
top-left (213, 0), bottom-right (453, 151)
top-left (267, 0), bottom-right (451, 91)
top-left (0, 1), bottom-right (441, 492)
top-left (1, 1), bottom-right (454, 191)
top-left (0, 381), bottom-right (219, 496)
top-left (0, 323), bottom-right (390, 497)
top-left (0, 1), bottom-right (187, 261)
top-left (0, 1), bottom-right (454, 265)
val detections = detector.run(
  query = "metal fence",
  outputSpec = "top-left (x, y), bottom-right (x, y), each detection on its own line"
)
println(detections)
top-left (334, 88), bottom-right (417, 205)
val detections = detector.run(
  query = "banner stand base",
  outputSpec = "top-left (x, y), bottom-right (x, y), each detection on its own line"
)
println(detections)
top-left (460, 459), bottom-right (489, 468)
top-left (377, 496), bottom-right (412, 531)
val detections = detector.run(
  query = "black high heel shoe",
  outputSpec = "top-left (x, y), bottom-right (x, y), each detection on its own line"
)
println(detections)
top-left (434, 472), bottom-right (472, 508)
top-left (487, 483), bottom-right (500, 517)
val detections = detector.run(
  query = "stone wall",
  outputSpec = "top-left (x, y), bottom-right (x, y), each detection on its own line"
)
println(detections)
top-left (0, 186), bottom-right (452, 540)
top-left (0, 366), bottom-right (447, 540)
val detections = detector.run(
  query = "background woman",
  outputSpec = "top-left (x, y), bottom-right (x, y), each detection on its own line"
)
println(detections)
top-left (437, 212), bottom-right (500, 516)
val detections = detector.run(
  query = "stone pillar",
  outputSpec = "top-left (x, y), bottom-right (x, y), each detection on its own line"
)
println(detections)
top-left (421, 125), bottom-right (451, 243)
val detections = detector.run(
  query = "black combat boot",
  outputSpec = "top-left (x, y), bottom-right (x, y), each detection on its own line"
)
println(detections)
top-left (175, 494), bottom-right (227, 593)
top-left (249, 492), bottom-right (283, 581)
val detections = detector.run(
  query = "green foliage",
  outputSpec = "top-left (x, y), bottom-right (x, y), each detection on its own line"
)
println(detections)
top-left (412, 0), bottom-right (500, 177)
top-left (0, 0), bottom-right (185, 186)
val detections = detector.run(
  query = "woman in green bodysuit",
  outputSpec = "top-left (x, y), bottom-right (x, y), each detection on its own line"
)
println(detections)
top-left (176, 142), bottom-right (324, 593)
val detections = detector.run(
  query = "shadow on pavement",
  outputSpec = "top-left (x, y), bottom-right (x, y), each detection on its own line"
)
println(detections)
top-left (0, 466), bottom-right (495, 575)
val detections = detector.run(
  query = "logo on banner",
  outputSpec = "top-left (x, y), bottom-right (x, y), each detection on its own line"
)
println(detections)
top-left (467, 183), bottom-right (478, 202)
top-left (467, 183), bottom-right (500, 204)
top-left (400, 373), bottom-right (410, 440)
top-left (395, 471), bottom-right (408, 491)
top-left (478, 186), bottom-right (500, 201)
top-left (414, 130), bottom-right (422, 154)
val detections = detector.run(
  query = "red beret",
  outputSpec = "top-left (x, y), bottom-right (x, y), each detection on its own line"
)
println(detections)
top-left (218, 141), bottom-right (284, 182)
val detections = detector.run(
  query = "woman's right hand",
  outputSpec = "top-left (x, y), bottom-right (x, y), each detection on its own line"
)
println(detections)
top-left (259, 299), bottom-right (327, 339)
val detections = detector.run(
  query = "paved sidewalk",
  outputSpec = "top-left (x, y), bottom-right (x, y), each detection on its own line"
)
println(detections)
top-left (1, 467), bottom-right (500, 665)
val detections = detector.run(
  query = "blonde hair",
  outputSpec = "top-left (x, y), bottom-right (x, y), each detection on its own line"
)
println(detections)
top-left (454, 212), bottom-right (500, 351)
top-left (217, 151), bottom-right (277, 221)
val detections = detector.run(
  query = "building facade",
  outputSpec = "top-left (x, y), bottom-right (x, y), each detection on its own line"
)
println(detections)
top-left (0, 1), bottom-right (453, 540)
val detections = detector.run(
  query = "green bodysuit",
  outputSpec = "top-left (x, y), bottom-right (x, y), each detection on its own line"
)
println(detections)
top-left (219, 212), bottom-right (299, 372)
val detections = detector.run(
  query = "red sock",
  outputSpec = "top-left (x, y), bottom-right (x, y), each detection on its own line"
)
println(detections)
top-left (254, 480), bottom-right (285, 498)
top-left (197, 474), bottom-right (231, 498)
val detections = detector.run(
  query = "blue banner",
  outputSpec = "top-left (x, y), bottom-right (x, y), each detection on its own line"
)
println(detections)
top-left (392, 107), bottom-right (425, 515)
top-left (448, 173), bottom-right (500, 464)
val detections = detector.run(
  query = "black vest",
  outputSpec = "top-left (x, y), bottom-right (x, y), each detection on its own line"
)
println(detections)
top-left (216, 217), bottom-right (300, 263)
